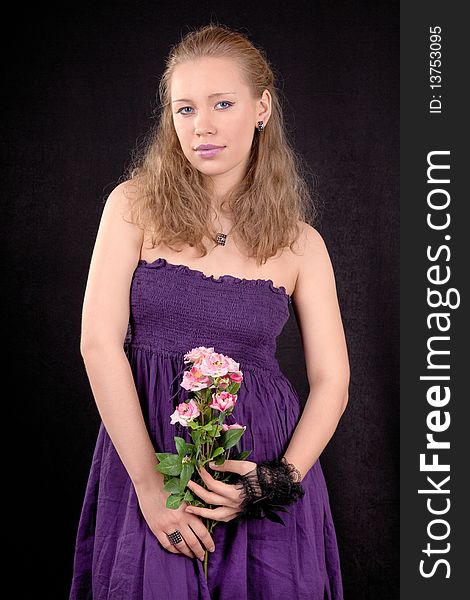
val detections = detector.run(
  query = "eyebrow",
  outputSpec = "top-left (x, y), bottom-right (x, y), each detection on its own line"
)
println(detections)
top-left (172, 92), bottom-right (237, 104)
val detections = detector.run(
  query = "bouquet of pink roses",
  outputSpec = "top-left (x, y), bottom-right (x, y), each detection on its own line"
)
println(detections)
top-left (155, 346), bottom-right (251, 579)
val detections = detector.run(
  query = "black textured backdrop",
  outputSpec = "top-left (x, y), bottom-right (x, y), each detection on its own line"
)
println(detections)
top-left (6, 1), bottom-right (399, 597)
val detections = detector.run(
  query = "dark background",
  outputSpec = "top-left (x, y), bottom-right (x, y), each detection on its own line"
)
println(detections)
top-left (6, 1), bottom-right (399, 597)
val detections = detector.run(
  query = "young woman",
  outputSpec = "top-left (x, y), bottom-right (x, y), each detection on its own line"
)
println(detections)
top-left (70, 23), bottom-right (350, 600)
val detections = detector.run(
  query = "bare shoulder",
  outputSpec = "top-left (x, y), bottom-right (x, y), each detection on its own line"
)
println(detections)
top-left (87, 180), bottom-right (144, 278)
top-left (101, 180), bottom-right (144, 249)
top-left (290, 220), bottom-right (339, 312)
top-left (296, 221), bottom-right (327, 251)
top-left (292, 221), bottom-right (332, 287)
top-left (103, 180), bottom-right (140, 221)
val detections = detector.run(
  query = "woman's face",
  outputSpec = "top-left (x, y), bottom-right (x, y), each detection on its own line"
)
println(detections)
top-left (170, 56), bottom-right (270, 193)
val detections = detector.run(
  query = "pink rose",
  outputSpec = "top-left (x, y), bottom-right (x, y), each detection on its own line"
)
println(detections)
top-left (221, 422), bottom-right (245, 432)
top-left (229, 371), bottom-right (243, 383)
top-left (199, 352), bottom-right (232, 377)
top-left (181, 365), bottom-right (212, 391)
top-left (170, 399), bottom-right (200, 426)
top-left (209, 391), bottom-right (237, 412)
top-left (226, 357), bottom-right (241, 372)
top-left (184, 346), bottom-right (214, 365)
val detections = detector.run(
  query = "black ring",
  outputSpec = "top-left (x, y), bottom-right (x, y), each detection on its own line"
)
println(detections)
top-left (167, 529), bottom-right (183, 545)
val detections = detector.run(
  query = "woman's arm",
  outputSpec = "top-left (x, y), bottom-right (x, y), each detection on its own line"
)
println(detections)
top-left (283, 224), bottom-right (350, 481)
top-left (80, 182), bottom-right (164, 497)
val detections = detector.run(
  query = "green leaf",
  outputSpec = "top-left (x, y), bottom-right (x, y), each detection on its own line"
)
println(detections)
top-left (166, 494), bottom-right (184, 509)
top-left (222, 428), bottom-right (245, 450)
top-left (155, 462), bottom-right (168, 474)
top-left (184, 489), bottom-right (195, 502)
top-left (211, 447), bottom-right (225, 458)
top-left (190, 430), bottom-right (202, 446)
top-left (180, 463), bottom-right (194, 492)
top-left (226, 383), bottom-right (239, 394)
top-left (174, 436), bottom-right (187, 456)
top-left (156, 455), bottom-right (183, 476)
top-left (155, 452), bottom-right (173, 462)
top-left (163, 477), bottom-right (181, 494)
top-left (232, 450), bottom-right (252, 461)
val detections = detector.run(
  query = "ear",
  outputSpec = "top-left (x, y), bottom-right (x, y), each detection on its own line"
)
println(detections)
top-left (257, 88), bottom-right (272, 126)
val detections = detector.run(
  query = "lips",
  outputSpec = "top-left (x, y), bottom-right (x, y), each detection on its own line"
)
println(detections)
top-left (195, 144), bottom-right (224, 150)
top-left (194, 145), bottom-right (225, 159)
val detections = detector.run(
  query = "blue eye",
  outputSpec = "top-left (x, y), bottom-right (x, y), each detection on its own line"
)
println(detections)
top-left (176, 101), bottom-right (234, 115)
top-left (177, 106), bottom-right (193, 115)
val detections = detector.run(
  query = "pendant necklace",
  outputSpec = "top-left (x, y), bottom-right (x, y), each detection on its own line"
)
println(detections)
top-left (215, 216), bottom-right (235, 246)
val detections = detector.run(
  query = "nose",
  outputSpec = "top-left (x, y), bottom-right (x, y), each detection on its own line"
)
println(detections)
top-left (194, 109), bottom-right (215, 136)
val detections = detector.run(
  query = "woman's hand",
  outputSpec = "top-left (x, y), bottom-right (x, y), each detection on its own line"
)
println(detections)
top-left (184, 459), bottom-right (258, 523)
top-left (136, 484), bottom-right (216, 562)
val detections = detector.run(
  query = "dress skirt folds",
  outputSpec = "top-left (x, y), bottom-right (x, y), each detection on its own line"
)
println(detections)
top-left (69, 258), bottom-right (344, 599)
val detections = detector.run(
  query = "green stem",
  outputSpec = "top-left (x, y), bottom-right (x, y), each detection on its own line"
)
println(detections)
top-left (203, 517), bottom-right (211, 581)
top-left (202, 519), bottom-right (219, 582)
top-left (203, 547), bottom-right (208, 581)
top-left (208, 417), bottom-right (220, 461)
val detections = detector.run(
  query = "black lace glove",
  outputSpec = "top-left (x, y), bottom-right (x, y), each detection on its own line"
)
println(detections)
top-left (232, 456), bottom-right (305, 525)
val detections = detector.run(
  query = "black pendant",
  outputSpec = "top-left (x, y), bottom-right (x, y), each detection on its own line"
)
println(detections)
top-left (216, 232), bottom-right (227, 245)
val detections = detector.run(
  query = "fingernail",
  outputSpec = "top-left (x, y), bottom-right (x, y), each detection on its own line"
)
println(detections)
top-left (186, 507), bottom-right (194, 513)
top-left (209, 462), bottom-right (216, 468)
top-left (209, 546), bottom-right (215, 553)
top-left (199, 555), bottom-right (204, 562)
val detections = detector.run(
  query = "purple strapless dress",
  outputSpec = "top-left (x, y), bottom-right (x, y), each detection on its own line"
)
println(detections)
top-left (69, 257), bottom-right (344, 599)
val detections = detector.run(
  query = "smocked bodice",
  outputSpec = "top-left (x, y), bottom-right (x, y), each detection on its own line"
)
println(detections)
top-left (124, 257), bottom-right (291, 374)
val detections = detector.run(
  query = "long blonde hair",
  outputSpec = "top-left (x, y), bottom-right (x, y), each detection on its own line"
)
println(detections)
top-left (125, 23), bottom-right (318, 265)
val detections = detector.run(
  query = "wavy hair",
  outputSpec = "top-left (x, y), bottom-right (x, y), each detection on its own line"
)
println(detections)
top-left (124, 22), bottom-right (318, 265)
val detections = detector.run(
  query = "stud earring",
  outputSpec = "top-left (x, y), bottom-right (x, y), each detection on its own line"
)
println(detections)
top-left (256, 121), bottom-right (265, 132)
